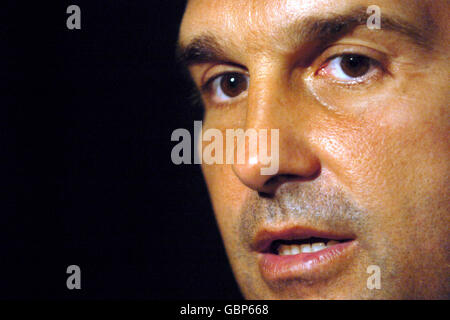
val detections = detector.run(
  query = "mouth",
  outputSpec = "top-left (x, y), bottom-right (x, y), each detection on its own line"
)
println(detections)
top-left (269, 237), bottom-right (353, 255)
top-left (253, 227), bottom-right (358, 283)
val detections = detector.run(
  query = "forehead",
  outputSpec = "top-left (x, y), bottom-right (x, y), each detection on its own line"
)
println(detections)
top-left (180, 0), bottom-right (331, 50)
top-left (178, 0), bottom-right (427, 48)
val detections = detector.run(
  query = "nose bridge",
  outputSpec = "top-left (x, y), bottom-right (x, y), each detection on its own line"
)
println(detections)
top-left (245, 59), bottom-right (287, 131)
top-left (231, 57), bottom-right (321, 195)
top-left (244, 60), bottom-right (292, 165)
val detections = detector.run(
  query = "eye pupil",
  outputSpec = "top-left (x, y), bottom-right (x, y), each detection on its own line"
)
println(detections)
top-left (340, 54), bottom-right (371, 78)
top-left (220, 73), bottom-right (247, 97)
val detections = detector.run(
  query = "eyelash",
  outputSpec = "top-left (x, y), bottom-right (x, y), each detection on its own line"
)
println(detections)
top-left (200, 53), bottom-right (385, 104)
top-left (316, 54), bottom-right (383, 84)
top-left (200, 72), bottom-right (227, 94)
top-left (200, 72), bottom-right (249, 104)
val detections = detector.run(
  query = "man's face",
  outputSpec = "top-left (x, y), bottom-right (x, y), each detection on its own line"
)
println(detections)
top-left (178, 0), bottom-right (449, 299)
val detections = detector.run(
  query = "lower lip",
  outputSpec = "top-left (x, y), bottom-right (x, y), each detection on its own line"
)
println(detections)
top-left (258, 241), bottom-right (357, 282)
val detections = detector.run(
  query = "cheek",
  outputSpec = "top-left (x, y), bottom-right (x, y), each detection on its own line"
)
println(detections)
top-left (201, 153), bottom-right (248, 247)
top-left (201, 107), bottom-right (249, 227)
top-left (307, 117), bottom-right (388, 210)
top-left (310, 96), bottom-right (449, 216)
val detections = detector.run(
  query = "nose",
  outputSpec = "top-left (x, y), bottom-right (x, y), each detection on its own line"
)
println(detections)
top-left (231, 70), bottom-right (321, 196)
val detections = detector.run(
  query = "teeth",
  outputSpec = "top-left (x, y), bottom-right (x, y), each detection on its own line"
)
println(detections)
top-left (290, 245), bottom-right (300, 255)
top-left (311, 242), bottom-right (326, 252)
top-left (277, 240), bottom-right (342, 255)
top-left (278, 244), bottom-right (292, 256)
top-left (327, 240), bottom-right (340, 247)
top-left (300, 244), bottom-right (311, 253)
top-left (277, 244), bottom-right (313, 255)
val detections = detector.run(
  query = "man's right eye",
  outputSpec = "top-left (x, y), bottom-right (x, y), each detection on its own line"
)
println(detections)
top-left (203, 72), bottom-right (249, 104)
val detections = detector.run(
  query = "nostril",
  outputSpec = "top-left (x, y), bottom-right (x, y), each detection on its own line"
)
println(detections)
top-left (232, 148), bottom-right (321, 194)
top-left (260, 174), bottom-right (305, 194)
top-left (258, 171), bottom-right (322, 197)
top-left (258, 191), bottom-right (274, 199)
top-left (256, 175), bottom-right (298, 198)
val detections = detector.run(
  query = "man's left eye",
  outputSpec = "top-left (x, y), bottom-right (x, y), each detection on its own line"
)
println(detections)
top-left (319, 54), bottom-right (379, 81)
top-left (207, 72), bottom-right (249, 103)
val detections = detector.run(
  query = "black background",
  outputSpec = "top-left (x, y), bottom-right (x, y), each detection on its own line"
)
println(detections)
top-left (3, 1), bottom-right (242, 299)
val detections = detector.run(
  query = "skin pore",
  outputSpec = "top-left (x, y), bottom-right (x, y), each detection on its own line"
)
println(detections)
top-left (178, 0), bottom-right (449, 299)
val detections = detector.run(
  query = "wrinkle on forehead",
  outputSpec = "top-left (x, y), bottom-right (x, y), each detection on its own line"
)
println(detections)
top-left (181, 0), bottom-right (436, 59)
top-left (201, 0), bottom-right (326, 52)
top-left (182, 0), bottom-right (304, 54)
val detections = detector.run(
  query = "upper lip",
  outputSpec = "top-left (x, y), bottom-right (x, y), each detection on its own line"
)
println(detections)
top-left (251, 225), bottom-right (355, 253)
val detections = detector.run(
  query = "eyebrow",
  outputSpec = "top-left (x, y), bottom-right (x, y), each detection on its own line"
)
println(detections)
top-left (176, 7), bottom-right (434, 68)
